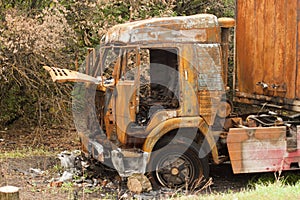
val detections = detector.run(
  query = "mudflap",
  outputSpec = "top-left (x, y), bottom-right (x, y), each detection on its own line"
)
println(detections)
top-left (227, 126), bottom-right (300, 174)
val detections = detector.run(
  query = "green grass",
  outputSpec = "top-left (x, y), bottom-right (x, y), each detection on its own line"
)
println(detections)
top-left (177, 181), bottom-right (300, 200)
top-left (0, 146), bottom-right (56, 159)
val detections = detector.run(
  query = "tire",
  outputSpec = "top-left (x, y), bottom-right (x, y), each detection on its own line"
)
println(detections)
top-left (147, 143), bottom-right (209, 188)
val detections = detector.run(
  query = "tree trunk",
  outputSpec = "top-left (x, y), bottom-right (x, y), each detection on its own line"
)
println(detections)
top-left (0, 186), bottom-right (20, 200)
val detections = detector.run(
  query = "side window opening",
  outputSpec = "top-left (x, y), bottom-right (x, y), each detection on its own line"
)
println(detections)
top-left (137, 48), bottom-right (180, 125)
top-left (102, 47), bottom-right (121, 83)
top-left (120, 48), bottom-right (138, 81)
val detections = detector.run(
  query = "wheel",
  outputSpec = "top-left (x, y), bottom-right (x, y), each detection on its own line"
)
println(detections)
top-left (147, 143), bottom-right (209, 188)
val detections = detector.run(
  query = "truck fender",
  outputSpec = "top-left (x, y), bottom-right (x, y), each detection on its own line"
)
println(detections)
top-left (142, 116), bottom-right (219, 164)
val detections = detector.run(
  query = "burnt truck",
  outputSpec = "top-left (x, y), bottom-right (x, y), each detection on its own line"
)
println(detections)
top-left (44, 0), bottom-right (300, 188)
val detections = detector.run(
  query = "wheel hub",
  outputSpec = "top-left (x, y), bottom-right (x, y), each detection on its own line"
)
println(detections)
top-left (171, 167), bottom-right (179, 176)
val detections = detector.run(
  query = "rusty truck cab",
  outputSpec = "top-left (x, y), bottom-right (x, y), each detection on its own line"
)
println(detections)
top-left (86, 14), bottom-right (232, 187)
top-left (100, 15), bottom-right (225, 144)
top-left (45, 14), bottom-right (235, 188)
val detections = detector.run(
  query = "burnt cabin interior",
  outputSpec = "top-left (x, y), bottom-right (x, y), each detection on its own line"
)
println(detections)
top-left (128, 48), bottom-right (180, 147)
top-left (95, 48), bottom-right (180, 147)
top-left (137, 48), bottom-right (179, 125)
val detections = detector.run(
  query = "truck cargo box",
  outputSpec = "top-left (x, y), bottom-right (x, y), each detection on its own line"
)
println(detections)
top-left (235, 0), bottom-right (300, 112)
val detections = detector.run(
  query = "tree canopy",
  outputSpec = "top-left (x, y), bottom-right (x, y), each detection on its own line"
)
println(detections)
top-left (0, 0), bottom-right (234, 129)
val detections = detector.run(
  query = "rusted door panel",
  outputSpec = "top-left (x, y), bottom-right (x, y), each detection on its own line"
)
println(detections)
top-left (115, 81), bottom-right (136, 144)
top-left (236, 0), bottom-right (299, 102)
top-left (227, 127), bottom-right (288, 173)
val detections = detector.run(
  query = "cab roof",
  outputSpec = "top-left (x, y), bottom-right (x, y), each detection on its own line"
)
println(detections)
top-left (104, 14), bottom-right (221, 45)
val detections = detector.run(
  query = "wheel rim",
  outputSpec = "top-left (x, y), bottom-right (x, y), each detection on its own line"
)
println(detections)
top-left (155, 152), bottom-right (196, 187)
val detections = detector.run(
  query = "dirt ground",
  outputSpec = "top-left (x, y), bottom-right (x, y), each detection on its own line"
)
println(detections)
top-left (0, 128), bottom-right (297, 199)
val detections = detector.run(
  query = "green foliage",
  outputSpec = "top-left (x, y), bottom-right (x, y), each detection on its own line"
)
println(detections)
top-left (0, 1), bottom-right (76, 128)
top-left (61, 0), bottom-right (176, 50)
top-left (0, 84), bottom-right (31, 125)
top-left (0, 0), bottom-right (51, 11)
top-left (175, 0), bottom-right (235, 17)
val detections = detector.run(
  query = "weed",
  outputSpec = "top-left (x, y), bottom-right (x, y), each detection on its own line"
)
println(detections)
top-left (281, 171), bottom-right (300, 185)
top-left (175, 181), bottom-right (300, 200)
top-left (0, 146), bottom-right (55, 159)
top-left (51, 164), bottom-right (63, 173)
top-left (61, 181), bottom-right (74, 191)
top-left (248, 171), bottom-right (300, 189)
top-left (83, 186), bottom-right (101, 194)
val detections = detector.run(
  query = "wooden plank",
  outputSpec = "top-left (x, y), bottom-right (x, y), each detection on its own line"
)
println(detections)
top-left (284, 0), bottom-right (297, 99)
top-left (237, 0), bottom-right (261, 94)
top-left (297, 0), bottom-right (300, 99)
top-left (252, 0), bottom-right (265, 95)
top-left (273, 0), bottom-right (286, 90)
top-left (228, 149), bottom-right (287, 161)
top-left (227, 126), bottom-right (287, 173)
top-left (247, 0), bottom-right (256, 93)
top-left (227, 141), bottom-right (287, 153)
top-left (236, 0), bottom-right (300, 104)
top-left (228, 127), bottom-right (285, 142)
top-left (262, 0), bottom-right (275, 87)
top-left (236, 0), bottom-right (248, 93)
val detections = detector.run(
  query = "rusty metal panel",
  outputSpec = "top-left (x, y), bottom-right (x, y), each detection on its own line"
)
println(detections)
top-left (194, 44), bottom-right (224, 125)
top-left (236, 0), bottom-right (300, 110)
top-left (105, 14), bottom-right (221, 44)
top-left (115, 81), bottom-right (136, 144)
